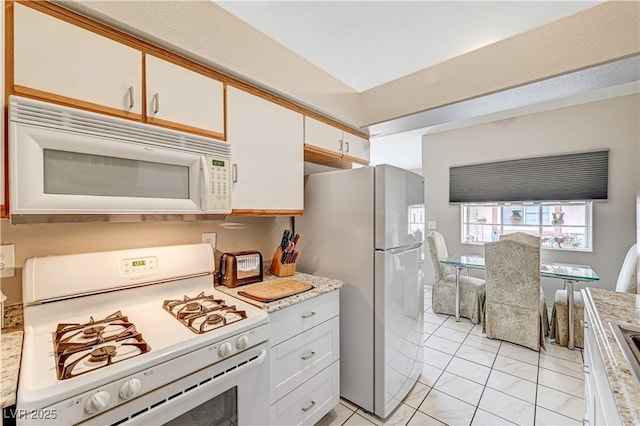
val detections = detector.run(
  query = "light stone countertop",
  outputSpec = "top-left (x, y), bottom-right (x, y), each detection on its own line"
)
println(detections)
top-left (216, 272), bottom-right (344, 313)
top-left (582, 287), bottom-right (640, 425)
top-left (1, 328), bottom-right (23, 409)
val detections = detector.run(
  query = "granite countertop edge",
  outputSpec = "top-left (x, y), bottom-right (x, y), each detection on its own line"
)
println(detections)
top-left (583, 287), bottom-right (640, 426)
top-left (216, 272), bottom-right (344, 313)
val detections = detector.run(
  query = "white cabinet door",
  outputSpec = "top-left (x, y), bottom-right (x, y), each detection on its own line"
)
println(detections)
top-left (13, 3), bottom-right (142, 117)
top-left (304, 116), bottom-right (343, 156)
top-left (145, 55), bottom-right (224, 138)
top-left (227, 87), bottom-right (303, 213)
top-left (342, 132), bottom-right (370, 164)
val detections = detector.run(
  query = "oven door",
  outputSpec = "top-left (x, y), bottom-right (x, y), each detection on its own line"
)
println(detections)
top-left (89, 342), bottom-right (270, 426)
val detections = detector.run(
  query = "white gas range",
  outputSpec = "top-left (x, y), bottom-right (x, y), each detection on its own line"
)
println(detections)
top-left (17, 244), bottom-right (270, 425)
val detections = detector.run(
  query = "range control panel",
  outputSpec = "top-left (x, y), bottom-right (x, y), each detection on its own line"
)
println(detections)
top-left (120, 256), bottom-right (158, 276)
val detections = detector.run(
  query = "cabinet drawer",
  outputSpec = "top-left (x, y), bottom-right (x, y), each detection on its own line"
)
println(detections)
top-left (270, 290), bottom-right (339, 346)
top-left (271, 361), bottom-right (340, 426)
top-left (272, 316), bottom-right (339, 403)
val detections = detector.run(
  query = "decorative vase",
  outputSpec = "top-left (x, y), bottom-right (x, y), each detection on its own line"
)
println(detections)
top-left (510, 210), bottom-right (523, 225)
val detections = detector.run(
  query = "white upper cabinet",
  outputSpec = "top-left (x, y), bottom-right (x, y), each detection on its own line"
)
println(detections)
top-left (342, 132), bottom-right (370, 164)
top-left (227, 86), bottom-right (303, 213)
top-left (304, 116), bottom-right (369, 165)
top-left (304, 116), bottom-right (344, 155)
top-left (145, 55), bottom-right (224, 138)
top-left (13, 3), bottom-right (142, 117)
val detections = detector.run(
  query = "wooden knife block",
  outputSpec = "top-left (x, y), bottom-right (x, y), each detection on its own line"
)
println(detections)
top-left (270, 246), bottom-right (296, 277)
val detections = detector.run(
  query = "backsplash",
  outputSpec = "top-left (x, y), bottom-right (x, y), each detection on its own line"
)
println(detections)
top-left (0, 216), bottom-right (291, 304)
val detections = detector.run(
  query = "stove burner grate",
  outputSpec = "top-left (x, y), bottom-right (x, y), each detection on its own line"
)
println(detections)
top-left (163, 292), bottom-right (247, 334)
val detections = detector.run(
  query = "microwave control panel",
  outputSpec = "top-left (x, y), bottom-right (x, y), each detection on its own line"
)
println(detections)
top-left (207, 156), bottom-right (230, 212)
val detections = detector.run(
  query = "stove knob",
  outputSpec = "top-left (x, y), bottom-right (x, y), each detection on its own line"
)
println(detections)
top-left (85, 391), bottom-right (111, 414)
top-left (119, 378), bottom-right (142, 400)
top-left (218, 341), bottom-right (233, 357)
top-left (236, 335), bottom-right (250, 350)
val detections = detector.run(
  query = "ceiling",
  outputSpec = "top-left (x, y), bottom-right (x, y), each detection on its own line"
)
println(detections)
top-left (215, 1), bottom-right (639, 173)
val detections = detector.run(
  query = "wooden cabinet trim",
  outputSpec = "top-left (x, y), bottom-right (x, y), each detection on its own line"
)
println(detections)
top-left (3, 2), bottom-right (14, 217)
top-left (341, 154), bottom-right (370, 166)
top-left (303, 145), bottom-right (352, 170)
top-left (230, 209), bottom-right (303, 216)
top-left (145, 117), bottom-right (225, 141)
top-left (13, 86), bottom-right (144, 122)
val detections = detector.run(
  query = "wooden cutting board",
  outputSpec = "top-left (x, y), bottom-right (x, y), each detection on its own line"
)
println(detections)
top-left (238, 279), bottom-right (313, 302)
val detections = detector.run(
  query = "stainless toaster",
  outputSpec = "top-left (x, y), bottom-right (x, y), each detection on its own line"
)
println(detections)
top-left (218, 251), bottom-right (263, 288)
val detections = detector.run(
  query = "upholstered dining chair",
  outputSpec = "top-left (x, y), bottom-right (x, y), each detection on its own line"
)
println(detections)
top-left (550, 243), bottom-right (637, 348)
top-left (499, 232), bottom-right (540, 245)
top-left (484, 237), bottom-right (548, 351)
top-left (426, 231), bottom-right (485, 324)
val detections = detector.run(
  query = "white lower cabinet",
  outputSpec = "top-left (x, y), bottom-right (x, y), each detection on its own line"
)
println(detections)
top-left (583, 309), bottom-right (623, 425)
top-left (269, 291), bottom-right (340, 425)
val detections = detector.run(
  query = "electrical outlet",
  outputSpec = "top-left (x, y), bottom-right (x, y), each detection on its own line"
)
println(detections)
top-left (427, 221), bottom-right (437, 229)
top-left (202, 233), bottom-right (217, 252)
top-left (1, 244), bottom-right (16, 278)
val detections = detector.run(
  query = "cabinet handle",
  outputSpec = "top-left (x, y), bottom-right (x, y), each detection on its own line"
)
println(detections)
top-left (301, 311), bottom-right (316, 319)
top-left (339, 140), bottom-right (344, 152)
top-left (232, 164), bottom-right (238, 183)
top-left (301, 351), bottom-right (316, 361)
top-left (153, 93), bottom-right (160, 114)
top-left (582, 364), bottom-right (590, 375)
top-left (128, 86), bottom-right (135, 109)
top-left (345, 141), bottom-right (350, 153)
top-left (302, 400), bottom-right (316, 413)
top-left (581, 320), bottom-right (590, 329)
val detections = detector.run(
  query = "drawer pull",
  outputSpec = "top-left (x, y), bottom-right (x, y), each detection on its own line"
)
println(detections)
top-left (301, 351), bottom-right (316, 361)
top-left (582, 364), bottom-right (590, 374)
top-left (302, 400), bottom-right (316, 413)
top-left (301, 312), bottom-right (316, 319)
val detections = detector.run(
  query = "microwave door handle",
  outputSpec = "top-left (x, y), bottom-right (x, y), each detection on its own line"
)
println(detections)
top-left (200, 157), bottom-right (209, 211)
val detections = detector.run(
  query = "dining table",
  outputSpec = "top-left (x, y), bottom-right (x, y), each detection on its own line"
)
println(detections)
top-left (440, 254), bottom-right (600, 350)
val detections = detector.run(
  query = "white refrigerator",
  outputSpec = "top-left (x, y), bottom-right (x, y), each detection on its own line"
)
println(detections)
top-left (296, 165), bottom-right (424, 419)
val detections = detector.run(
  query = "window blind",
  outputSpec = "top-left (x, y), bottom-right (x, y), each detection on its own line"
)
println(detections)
top-left (449, 150), bottom-right (608, 203)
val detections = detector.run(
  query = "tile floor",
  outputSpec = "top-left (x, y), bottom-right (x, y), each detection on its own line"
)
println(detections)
top-left (315, 285), bottom-right (584, 426)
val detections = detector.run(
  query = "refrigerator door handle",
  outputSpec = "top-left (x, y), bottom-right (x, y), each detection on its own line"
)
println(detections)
top-left (378, 242), bottom-right (423, 254)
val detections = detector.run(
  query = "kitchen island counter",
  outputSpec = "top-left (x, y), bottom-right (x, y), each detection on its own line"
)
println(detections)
top-left (1, 328), bottom-right (24, 409)
top-left (582, 287), bottom-right (640, 425)
top-left (217, 272), bottom-right (344, 313)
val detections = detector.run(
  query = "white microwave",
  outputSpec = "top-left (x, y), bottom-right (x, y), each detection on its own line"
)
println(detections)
top-left (9, 96), bottom-right (231, 218)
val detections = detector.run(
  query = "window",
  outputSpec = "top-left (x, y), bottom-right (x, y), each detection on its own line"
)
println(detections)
top-left (461, 201), bottom-right (593, 251)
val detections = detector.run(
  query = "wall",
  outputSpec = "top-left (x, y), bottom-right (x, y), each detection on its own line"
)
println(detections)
top-left (422, 94), bottom-right (640, 305)
top-left (0, 216), bottom-right (290, 304)
top-left (362, 1), bottom-right (640, 127)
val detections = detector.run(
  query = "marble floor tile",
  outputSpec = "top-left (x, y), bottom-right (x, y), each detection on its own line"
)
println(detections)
top-left (423, 347), bottom-right (454, 369)
top-left (536, 384), bottom-right (585, 421)
top-left (419, 363), bottom-right (444, 387)
top-left (492, 355), bottom-right (538, 382)
top-left (407, 410), bottom-right (446, 426)
top-left (539, 353), bottom-right (583, 380)
top-left (445, 357), bottom-right (491, 385)
top-left (424, 322), bottom-right (440, 335)
top-left (471, 409), bottom-right (516, 425)
top-left (432, 325), bottom-right (469, 343)
top-left (424, 311), bottom-right (448, 326)
top-left (418, 389), bottom-right (476, 426)
top-left (455, 344), bottom-right (498, 367)
top-left (425, 335), bottom-right (462, 355)
top-left (486, 369), bottom-right (537, 403)
top-left (434, 371), bottom-right (485, 405)
top-left (478, 387), bottom-right (535, 425)
top-left (498, 341), bottom-right (540, 366)
top-left (441, 316), bottom-right (475, 333)
top-left (403, 381), bottom-right (431, 409)
top-left (534, 406), bottom-right (581, 425)
top-left (316, 403), bottom-right (357, 426)
top-left (357, 402), bottom-right (416, 426)
top-left (537, 367), bottom-right (584, 398)
top-left (542, 342), bottom-right (583, 364)
top-left (469, 324), bottom-right (485, 336)
top-left (463, 334), bottom-right (501, 354)
top-left (343, 413), bottom-right (375, 426)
